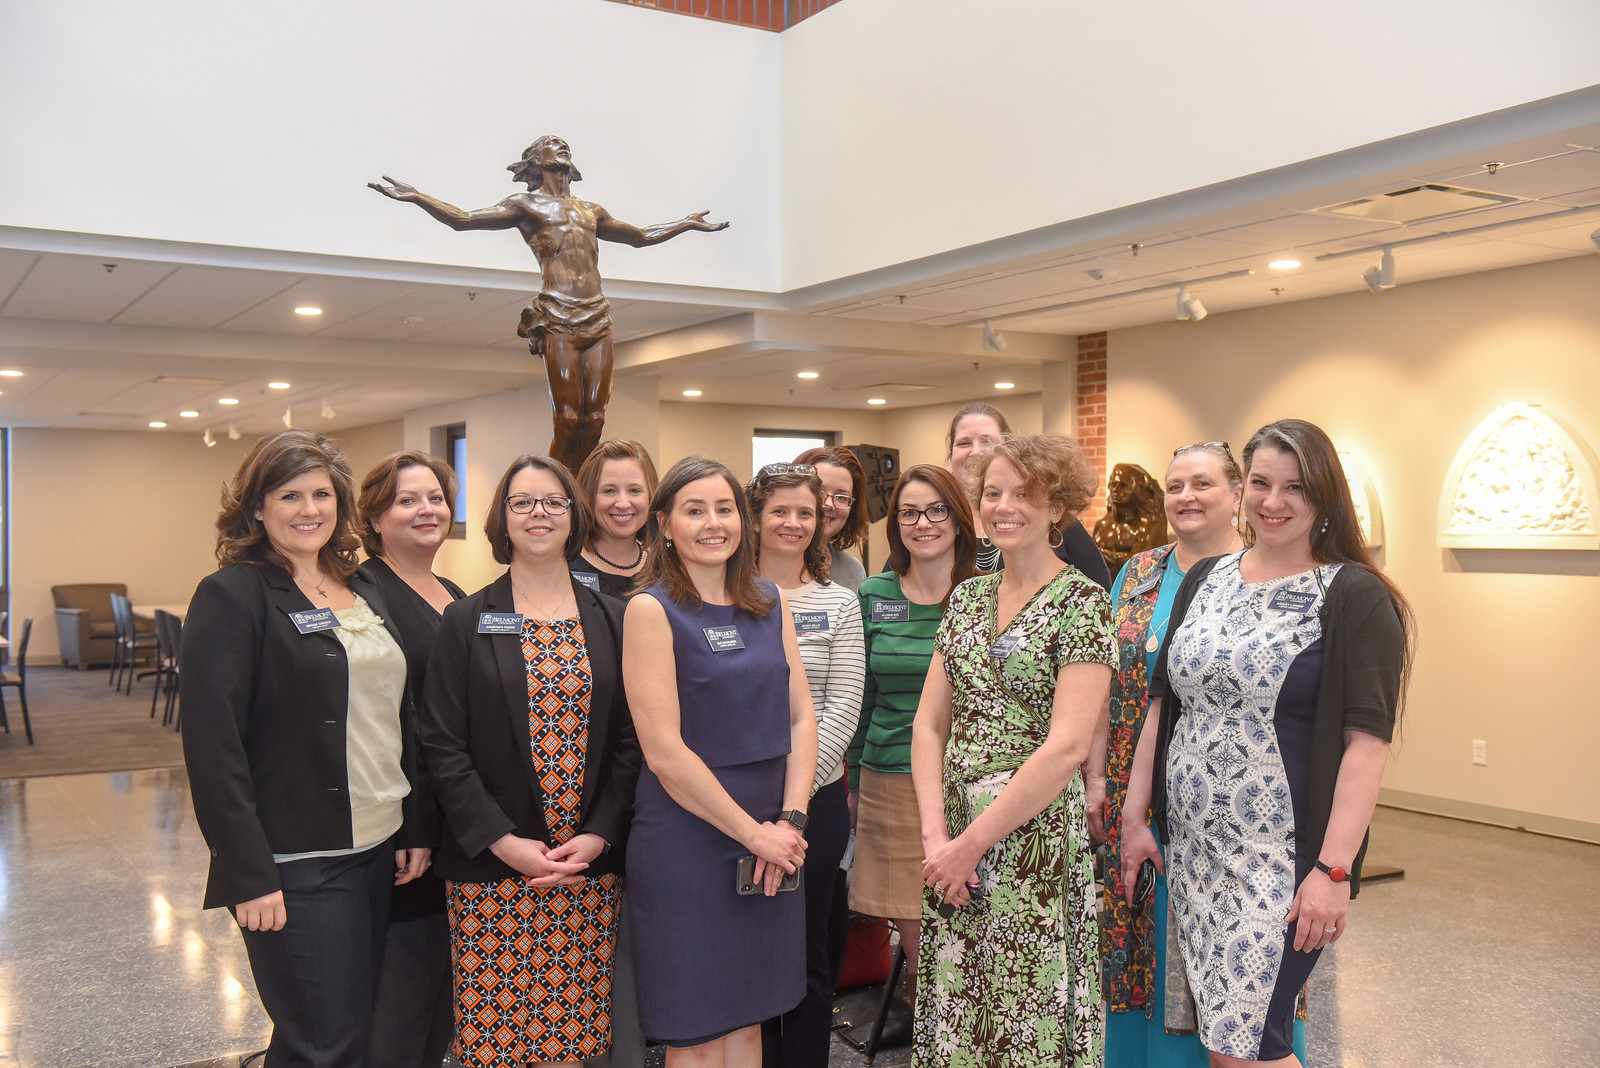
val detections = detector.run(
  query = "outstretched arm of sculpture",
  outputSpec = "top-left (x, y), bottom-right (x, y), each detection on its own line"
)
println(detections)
top-left (368, 176), bottom-right (523, 231)
top-left (596, 207), bottom-right (729, 248)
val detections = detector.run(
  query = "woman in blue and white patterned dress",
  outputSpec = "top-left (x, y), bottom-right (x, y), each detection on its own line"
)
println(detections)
top-left (1119, 419), bottom-right (1413, 1067)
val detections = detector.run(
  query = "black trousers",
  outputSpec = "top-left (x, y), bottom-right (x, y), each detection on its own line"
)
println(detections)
top-left (239, 841), bottom-right (394, 1068)
top-left (761, 778), bottom-right (852, 1068)
top-left (368, 879), bottom-right (453, 1068)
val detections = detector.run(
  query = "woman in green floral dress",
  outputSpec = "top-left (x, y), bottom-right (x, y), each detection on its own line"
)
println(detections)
top-left (911, 433), bottom-right (1116, 1068)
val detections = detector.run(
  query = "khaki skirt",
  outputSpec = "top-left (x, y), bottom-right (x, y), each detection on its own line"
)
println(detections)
top-left (849, 768), bottom-right (925, 919)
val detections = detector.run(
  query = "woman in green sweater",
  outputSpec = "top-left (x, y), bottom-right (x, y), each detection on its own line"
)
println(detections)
top-left (848, 464), bottom-right (977, 996)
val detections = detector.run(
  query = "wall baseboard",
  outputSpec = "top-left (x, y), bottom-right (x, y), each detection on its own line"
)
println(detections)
top-left (1379, 788), bottom-right (1600, 845)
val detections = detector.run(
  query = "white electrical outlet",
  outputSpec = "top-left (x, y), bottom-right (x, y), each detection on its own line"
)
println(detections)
top-left (1472, 739), bottom-right (1488, 766)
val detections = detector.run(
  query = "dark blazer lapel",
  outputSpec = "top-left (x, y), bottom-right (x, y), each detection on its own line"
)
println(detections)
top-left (485, 573), bottom-right (546, 823)
top-left (573, 582), bottom-right (614, 818)
top-left (263, 564), bottom-right (343, 652)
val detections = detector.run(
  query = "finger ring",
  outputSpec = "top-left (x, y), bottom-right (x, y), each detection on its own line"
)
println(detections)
top-left (933, 884), bottom-right (945, 895)
top-left (1323, 926), bottom-right (1337, 933)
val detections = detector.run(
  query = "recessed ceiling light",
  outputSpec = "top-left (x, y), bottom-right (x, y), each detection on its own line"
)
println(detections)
top-left (148, 421), bottom-right (168, 429)
top-left (681, 389), bottom-right (702, 397)
top-left (994, 382), bottom-right (1015, 390)
top-left (867, 398), bottom-right (887, 405)
top-left (268, 381), bottom-right (291, 390)
top-left (796, 371), bottom-right (820, 379)
top-left (0, 370), bottom-right (22, 377)
top-left (294, 307), bottom-right (323, 316)
top-left (179, 410), bottom-right (200, 418)
top-left (1268, 256), bottom-right (1302, 270)
top-left (218, 397), bottom-right (240, 405)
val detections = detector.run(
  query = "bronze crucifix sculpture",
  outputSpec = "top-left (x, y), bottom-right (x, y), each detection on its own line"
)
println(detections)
top-left (371, 136), bottom-right (728, 472)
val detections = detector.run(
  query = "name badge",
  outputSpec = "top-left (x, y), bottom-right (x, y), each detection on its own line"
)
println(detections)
top-left (290, 607), bottom-right (340, 634)
top-left (477, 612), bottom-right (525, 634)
top-left (792, 611), bottom-right (829, 634)
top-left (703, 625), bottom-right (745, 652)
top-left (1267, 589), bottom-right (1317, 614)
top-left (572, 571), bottom-right (601, 592)
top-left (871, 600), bottom-right (910, 623)
top-left (989, 634), bottom-right (1022, 659)
top-left (1128, 571), bottom-right (1163, 598)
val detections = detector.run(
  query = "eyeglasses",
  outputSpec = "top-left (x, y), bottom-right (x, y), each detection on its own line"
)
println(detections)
top-left (822, 492), bottom-right (855, 510)
top-left (756, 463), bottom-right (817, 479)
top-left (1174, 440), bottom-right (1236, 465)
top-left (895, 502), bottom-right (951, 526)
top-left (505, 494), bottom-right (572, 515)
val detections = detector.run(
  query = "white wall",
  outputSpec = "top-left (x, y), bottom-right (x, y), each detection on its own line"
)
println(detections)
top-left (778, 0), bottom-right (1600, 287)
top-left (0, 0), bottom-right (780, 290)
top-left (1106, 254), bottom-right (1600, 839)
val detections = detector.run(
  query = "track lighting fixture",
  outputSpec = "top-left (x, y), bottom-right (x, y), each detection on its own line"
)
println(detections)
top-left (321, 397), bottom-right (337, 420)
top-left (227, 424), bottom-right (241, 441)
top-left (982, 321), bottom-right (1008, 352)
top-left (1175, 287), bottom-right (1207, 322)
top-left (1591, 227), bottom-right (1600, 252)
top-left (203, 428), bottom-right (216, 448)
top-left (282, 406), bottom-right (292, 428)
top-left (1362, 248), bottom-right (1396, 294)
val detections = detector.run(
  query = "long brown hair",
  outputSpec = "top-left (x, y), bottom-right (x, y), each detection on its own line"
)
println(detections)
top-left (1242, 419), bottom-right (1415, 713)
top-left (793, 445), bottom-right (868, 551)
top-left (885, 464), bottom-right (978, 607)
top-left (639, 456), bottom-right (774, 616)
top-left (356, 449), bottom-right (459, 558)
top-left (746, 466), bottom-right (832, 585)
top-left (215, 429), bottom-right (361, 579)
top-left (482, 455), bottom-right (591, 565)
top-left (576, 439), bottom-right (659, 553)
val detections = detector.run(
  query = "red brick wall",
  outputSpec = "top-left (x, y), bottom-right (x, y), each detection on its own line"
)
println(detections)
top-left (1076, 332), bottom-right (1108, 519)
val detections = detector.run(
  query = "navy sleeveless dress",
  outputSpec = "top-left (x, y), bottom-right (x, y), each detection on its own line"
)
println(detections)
top-left (628, 581), bottom-right (805, 1044)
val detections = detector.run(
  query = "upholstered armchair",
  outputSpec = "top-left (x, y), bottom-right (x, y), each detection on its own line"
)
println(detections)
top-left (52, 583), bottom-right (127, 669)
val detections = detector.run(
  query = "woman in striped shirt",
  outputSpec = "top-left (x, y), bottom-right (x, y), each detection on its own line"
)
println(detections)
top-left (847, 464), bottom-right (978, 1010)
top-left (747, 462), bottom-right (867, 1068)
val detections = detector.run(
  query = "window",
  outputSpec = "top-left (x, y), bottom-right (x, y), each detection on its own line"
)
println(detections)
top-left (752, 429), bottom-right (835, 474)
top-left (437, 423), bottom-right (467, 539)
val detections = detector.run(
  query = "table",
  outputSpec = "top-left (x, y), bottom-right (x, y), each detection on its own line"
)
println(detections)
top-left (132, 604), bottom-right (189, 623)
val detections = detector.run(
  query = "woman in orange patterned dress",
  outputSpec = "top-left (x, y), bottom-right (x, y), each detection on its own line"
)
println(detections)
top-left (420, 455), bottom-right (640, 1066)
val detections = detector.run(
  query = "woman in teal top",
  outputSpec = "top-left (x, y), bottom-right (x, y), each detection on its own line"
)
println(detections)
top-left (1101, 441), bottom-right (1307, 1068)
top-left (847, 464), bottom-right (977, 1003)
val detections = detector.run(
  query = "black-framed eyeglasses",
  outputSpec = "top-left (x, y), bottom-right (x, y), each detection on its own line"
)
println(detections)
top-left (505, 494), bottom-right (572, 515)
top-left (1174, 440), bottom-right (1236, 465)
top-left (895, 502), bottom-right (951, 526)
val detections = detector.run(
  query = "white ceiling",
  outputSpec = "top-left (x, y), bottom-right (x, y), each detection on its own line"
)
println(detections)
top-left (2, 115), bottom-right (1598, 428)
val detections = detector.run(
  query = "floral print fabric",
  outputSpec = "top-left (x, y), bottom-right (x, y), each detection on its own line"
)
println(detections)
top-left (914, 568), bottom-right (1115, 1068)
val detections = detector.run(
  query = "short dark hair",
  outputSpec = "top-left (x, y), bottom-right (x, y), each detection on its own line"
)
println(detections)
top-left (638, 456), bottom-right (774, 616)
top-left (482, 455), bottom-right (591, 565)
top-left (793, 445), bottom-right (868, 551)
top-left (746, 466), bottom-right (832, 585)
top-left (215, 429), bottom-right (360, 579)
top-left (356, 450), bottom-right (459, 558)
top-left (884, 464), bottom-right (977, 606)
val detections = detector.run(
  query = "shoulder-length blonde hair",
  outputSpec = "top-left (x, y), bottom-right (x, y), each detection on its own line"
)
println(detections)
top-left (215, 429), bottom-right (361, 579)
top-left (639, 456), bottom-right (774, 616)
top-left (885, 464), bottom-right (977, 607)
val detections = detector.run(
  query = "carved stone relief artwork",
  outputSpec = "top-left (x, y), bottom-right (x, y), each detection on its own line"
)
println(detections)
top-left (1437, 402), bottom-right (1600, 549)
top-left (1338, 451), bottom-right (1383, 548)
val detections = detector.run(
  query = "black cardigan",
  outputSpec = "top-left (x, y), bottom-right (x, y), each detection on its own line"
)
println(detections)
top-left (419, 572), bottom-right (641, 883)
top-left (1150, 557), bottom-right (1404, 895)
top-left (181, 562), bottom-right (438, 911)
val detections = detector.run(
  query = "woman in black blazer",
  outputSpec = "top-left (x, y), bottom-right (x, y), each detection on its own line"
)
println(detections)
top-left (182, 429), bottom-right (437, 1068)
top-left (421, 454), bottom-right (640, 1066)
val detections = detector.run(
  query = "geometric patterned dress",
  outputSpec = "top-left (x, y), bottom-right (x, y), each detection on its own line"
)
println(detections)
top-left (1163, 556), bottom-right (1337, 1061)
top-left (448, 617), bottom-right (619, 1067)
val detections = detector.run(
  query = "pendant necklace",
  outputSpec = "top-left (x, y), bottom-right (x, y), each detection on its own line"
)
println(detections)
top-left (298, 572), bottom-right (330, 599)
top-left (512, 577), bottom-right (567, 622)
top-left (1142, 531), bottom-right (1240, 653)
top-left (592, 539), bottom-right (645, 570)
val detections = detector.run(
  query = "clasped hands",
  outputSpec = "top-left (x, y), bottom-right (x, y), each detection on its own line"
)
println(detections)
top-left (492, 832), bottom-right (608, 886)
top-left (748, 820), bottom-right (807, 897)
top-left (921, 826), bottom-right (982, 910)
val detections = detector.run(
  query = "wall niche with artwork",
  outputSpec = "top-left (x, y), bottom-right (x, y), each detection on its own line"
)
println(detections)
top-left (1437, 402), bottom-right (1600, 550)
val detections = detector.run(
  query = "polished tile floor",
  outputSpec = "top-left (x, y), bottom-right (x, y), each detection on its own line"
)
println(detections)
top-left (0, 768), bottom-right (1595, 1067)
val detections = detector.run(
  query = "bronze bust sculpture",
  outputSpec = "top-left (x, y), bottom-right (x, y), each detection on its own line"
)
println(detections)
top-left (371, 136), bottom-right (728, 472)
top-left (1093, 463), bottom-right (1167, 575)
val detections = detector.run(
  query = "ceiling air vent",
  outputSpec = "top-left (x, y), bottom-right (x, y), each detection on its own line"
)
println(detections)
top-left (857, 382), bottom-right (933, 392)
top-left (153, 375), bottom-right (231, 387)
top-left (1318, 184), bottom-right (1520, 224)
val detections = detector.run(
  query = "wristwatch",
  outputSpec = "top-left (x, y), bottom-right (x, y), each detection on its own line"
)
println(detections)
top-left (777, 809), bottom-right (809, 832)
top-left (1314, 858), bottom-right (1349, 883)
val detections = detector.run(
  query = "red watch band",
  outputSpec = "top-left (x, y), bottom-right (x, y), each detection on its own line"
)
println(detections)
top-left (1315, 859), bottom-right (1348, 883)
